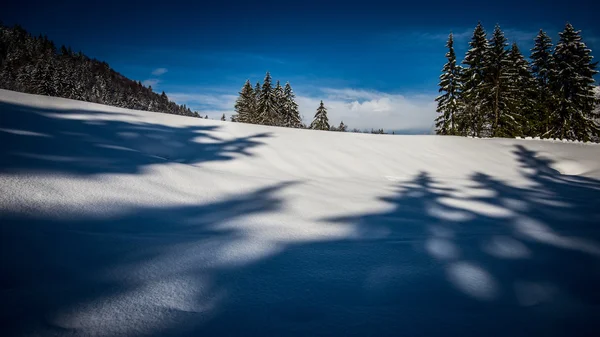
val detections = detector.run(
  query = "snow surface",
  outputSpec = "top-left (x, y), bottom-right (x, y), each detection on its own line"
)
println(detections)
top-left (2, 89), bottom-right (600, 337)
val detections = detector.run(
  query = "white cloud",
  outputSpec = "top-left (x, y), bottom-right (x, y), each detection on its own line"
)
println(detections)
top-left (151, 68), bottom-right (168, 76)
top-left (297, 89), bottom-right (436, 132)
top-left (167, 88), bottom-right (437, 131)
top-left (142, 79), bottom-right (161, 87)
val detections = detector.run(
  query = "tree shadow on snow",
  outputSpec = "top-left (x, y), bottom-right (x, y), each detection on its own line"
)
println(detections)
top-left (186, 144), bottom-right (600, 337)
top-left (2, 115), bottom-right (600, 337)
top-left (1, 181), bottom-right (297, 336)
top-left (0, 101), bottom-right (271, 175)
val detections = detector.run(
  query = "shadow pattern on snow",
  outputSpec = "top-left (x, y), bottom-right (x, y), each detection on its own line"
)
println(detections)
top-left (2, 111), bottom-right (600, 337)
top-left (0, 101), bottom-right (271, 175)
top-left (1, 182), bottom-right (297, 337)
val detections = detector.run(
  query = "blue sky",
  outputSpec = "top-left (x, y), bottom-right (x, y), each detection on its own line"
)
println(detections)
top-left (3, 0), bottom-right (599, 131)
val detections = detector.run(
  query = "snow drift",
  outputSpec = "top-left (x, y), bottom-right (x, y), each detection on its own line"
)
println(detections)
top-left (1, 89), bottom-right (600, 337)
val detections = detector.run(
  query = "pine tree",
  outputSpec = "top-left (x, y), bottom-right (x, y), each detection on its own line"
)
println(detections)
top-left (310, 101), bottom-right (330, 130)
top-left (233, 80), bottom-right (255, 123)
top-left (221, 113), bottom-right (226, 121)
top-left (257, 72), bottom-right (280, 126)
top-left (486, 24), bottom-right (510, 137)
top-left (530, 30), bottom-right (555, 135)
top-left (550, 23), bottom-right (599, 140)
top-left (435, 33), bottom-right (462, 135)
top-left (282, 82), bottom-right (303, 128)
top-left (337, 121), bottom-right (347, 132)
top-left (459, 22), bottom-right (490, 137)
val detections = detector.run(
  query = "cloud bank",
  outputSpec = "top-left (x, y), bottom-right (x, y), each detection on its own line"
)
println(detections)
top-left (151, 68), bottom-right (168, 76)
top-left (167, 88), bottom-right (436, 133)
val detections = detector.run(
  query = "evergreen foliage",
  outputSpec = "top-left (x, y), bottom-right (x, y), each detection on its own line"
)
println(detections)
top-left (550, 23), bottom-right (599, 140)
top-left (233, 80), bottom-right (256, 123)
top-left (459, 22), bottom-right (490, 137)
top-left (0, 23), bottom-right (198, 117)
top-left (282, 82), bottom-right (303, 128)
top-left (487, 24), bottom-right (511, 137)
top-left (435, 33), bottom-right (462, 135)
top-left (257, 72), bottom-right (280, 126)
top-left (504, 43), bottom-right (535, 137)
top-left (310, 101), bottom-right (330, 130)
top-left (437, 22), bottom-right (599, 141)
top-left (530, 30), bottom-right (555, 135)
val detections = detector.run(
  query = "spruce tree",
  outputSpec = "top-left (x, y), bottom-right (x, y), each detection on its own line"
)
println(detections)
top-left (233, 80), bottom-right (255, 123)
top-left (551, 23), bottom-right (599, 140)
top-left (254, 81), bottom-right (261, 116)
top-left (530, 30), bottom-right (555, 135)
top-left (310, 101), bottom-right (330, 130)
top-left (274, 80), bottom-right (285, 126)
top-left (435, 33), bottom-right (462, 135)
top-left (504, 43), bottom-right (535, 137)
top-left (337, 121), bottom-right (347, 132)
top-left (221, 113), bottom-right (226, 121)
top-left (459, 22), bottom-right (490, 137)
top-left (486, 25), bottom-right (510, 137)
top-left (257, 72), bottom-right (280, 126)
top-left (282, 82), bottom-right (303, 128)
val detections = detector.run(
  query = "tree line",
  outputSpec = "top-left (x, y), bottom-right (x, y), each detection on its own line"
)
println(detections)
top-left (232, 72), bottom-right (391, 133)
top-left (435, 22), bottom-right (599, 141)
top-left (0, 23), bottom-right (199, 117)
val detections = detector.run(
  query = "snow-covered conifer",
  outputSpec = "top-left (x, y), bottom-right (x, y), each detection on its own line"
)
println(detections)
top-left (257, 72), bottom-right (280, 126)
top-left (310, 101), bottom-right (330, 130)
top-left (282, 82), bottom-right (303, 128)
top-left (435, 33), bottom-right (462, 135)
top-left (530, 30), bottom-right (555, 135)
top-left (550, 23), bottom-right (599, 140)
top-left (233, 80), bottom-right (255, 123)
top-left (486, 25), bottom-right (510, 137)
top-left (459, 22), bottom-right (490, 137)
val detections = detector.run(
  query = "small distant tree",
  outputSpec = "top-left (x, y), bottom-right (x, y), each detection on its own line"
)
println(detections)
top-left (310, 101), bottom-right (330, 130)
top-left (221, 113), bottom-right (226, 121)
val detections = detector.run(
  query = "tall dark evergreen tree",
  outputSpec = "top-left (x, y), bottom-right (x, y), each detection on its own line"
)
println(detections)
top-left (503, 42), bottom-right (535, 137)
top-left (310, 101), bottom-right (330, 130)
top-left (550, 23), bottom-right (599, 140)
top-left (274, 80), bottom-right (285, 126)
top-left (435, 33), bottom-right (462, 135)
top-left (530, 30), bottom-right (555, 135)
top-left (282, 82), bottom-right (303, 128)
top-left (257, 72), bottom-right (280, 126)
top-left (486, 24), bottom-right (510, 137)
top-left (459, 22), bottom-right (490, 137)
top-left (233, 80), bottom-right (256, 123)
top-left (254, 81), bottom-right (261, 115)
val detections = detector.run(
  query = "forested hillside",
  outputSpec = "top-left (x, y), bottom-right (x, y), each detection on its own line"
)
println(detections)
top-left (0, 23), bottom-right (199, 117)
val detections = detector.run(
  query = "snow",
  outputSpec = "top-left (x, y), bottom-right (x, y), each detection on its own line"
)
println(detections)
top-left (2, 89), bottom-right (600, 337)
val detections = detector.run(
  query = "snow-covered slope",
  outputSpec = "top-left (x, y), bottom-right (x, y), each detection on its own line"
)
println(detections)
top-left (2, 89), bottom-right (600, 337)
